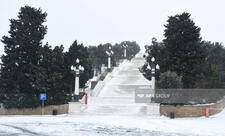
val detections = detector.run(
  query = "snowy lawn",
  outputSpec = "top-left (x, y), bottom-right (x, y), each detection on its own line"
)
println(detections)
top-left (0, 110), bottom-right (225, 136)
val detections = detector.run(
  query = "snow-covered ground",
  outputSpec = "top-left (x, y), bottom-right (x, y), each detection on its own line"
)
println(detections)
top-left (1, 53), bottom-right (225, 136)
top-left (0, 111), bottom-right (225, 136)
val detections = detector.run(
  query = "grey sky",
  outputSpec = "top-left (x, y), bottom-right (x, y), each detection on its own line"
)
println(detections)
top-left (0, 0), bottom-right (225, 55)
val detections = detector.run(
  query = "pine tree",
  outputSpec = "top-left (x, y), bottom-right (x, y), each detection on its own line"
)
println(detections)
top-left (163, 13), bottom-right (206, 88)
top-left (112, 43), bottom-right (123, 62)
top-left (142, 38), bottom-right (165, 80)
top-left (39, 44), bottom-right (71, 105)
top-left (1, 6), bottom-right (47, 108)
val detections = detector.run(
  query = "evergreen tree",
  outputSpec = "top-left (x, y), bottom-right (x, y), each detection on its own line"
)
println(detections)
top-left (163, 12), bottom-right (206, 88)
top-left (88, 41), bottom-right (140, 74)
top-left (112, 43), bottom-right (124, 62)
top-left (87, 43), bottom-right (111, 73)
top-left (39, 44), bottom-right (71, 105)
top-left (123, 41), bottom-right (140, 60)
top-left (113, 41), bottom-right (140, 61)
top-left (142, 38), bottom-right (165, 80)
top-left (156, 71), bottom-right (183, 88)
top-left (1, 6), bottom-right (47, 108)
top-left (87, 46), bottom-right (99, 73)
top-left (0, 64), bottom-right (3, 105)
top-left (195, 41), bottom-right (225, 88)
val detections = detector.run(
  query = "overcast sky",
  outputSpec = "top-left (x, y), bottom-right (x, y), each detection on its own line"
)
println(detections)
top-left (0, 0), bottom-right (225, 55)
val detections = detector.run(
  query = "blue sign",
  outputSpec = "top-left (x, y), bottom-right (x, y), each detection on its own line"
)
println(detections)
top-left (40, 93), bottom-right (47, 100)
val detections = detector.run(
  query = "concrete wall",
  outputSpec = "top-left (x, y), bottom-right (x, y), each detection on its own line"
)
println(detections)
top-left (160, 97), bottom-right (225, 117)
top-left (0, 104), bottom-right (68, 115)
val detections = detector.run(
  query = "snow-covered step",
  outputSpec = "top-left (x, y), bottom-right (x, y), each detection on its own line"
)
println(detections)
top-left (100, 85), bottom-right (141, 91)
top-left (97, 85), bottom-right (137, 97)
top-left (72, 53), bottom-right (157, 116)
top-left (98, 85), bottom-right (152, 97)
top-left (115, 71), bottom-right (143, 76)
top-left (78, 103), bottom-right (160, 116)
top-left (109, 77), bottom-right (151, 85)
top-left (88, 97), bottom-right (135, 104)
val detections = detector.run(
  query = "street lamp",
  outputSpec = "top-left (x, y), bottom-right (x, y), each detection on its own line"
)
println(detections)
top-left (71, 58), bottom-right (84, 102)
top-left (146, 57), bottom-right (160, 95)
top-left (122, 43), bottom-right (128, 59)
top-left (105, 46), bottom-right (114, 70)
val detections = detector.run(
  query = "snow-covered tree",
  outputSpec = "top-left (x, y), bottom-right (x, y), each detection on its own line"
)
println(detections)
top-left (1, 6), bottom-right (47, 108)
top-left (163, 13), bottom-right (206, 88)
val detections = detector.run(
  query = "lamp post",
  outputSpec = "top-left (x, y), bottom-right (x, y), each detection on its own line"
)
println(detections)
top-left (122, 44), bottom-right (128, 59)
top-left (105, 46), bottom-right (114, 70)
top-left (146, 57), bottom-right (160, 95)
top-left (71, 58), bottom-right (84, 102)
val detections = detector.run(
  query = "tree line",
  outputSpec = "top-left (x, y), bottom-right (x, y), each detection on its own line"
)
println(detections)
top-left (0, 6), bottom-right (140, 108)
top-left (143, 12), bottom-right (225, 88)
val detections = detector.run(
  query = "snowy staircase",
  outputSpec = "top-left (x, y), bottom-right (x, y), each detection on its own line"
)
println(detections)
top-left (80, 103), bottom-right (160, 116)
top-left (88, 97), bottom-right (135, 104)
top-left (69, 53), bottom-right (160, 116)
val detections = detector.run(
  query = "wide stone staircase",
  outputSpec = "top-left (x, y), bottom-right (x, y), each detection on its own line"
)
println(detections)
top-left (69, 53), bottom-right (160, 116)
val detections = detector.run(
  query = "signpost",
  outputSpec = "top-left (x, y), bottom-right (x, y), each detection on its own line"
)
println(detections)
top-left (40, 93), bottom-right (47, 115)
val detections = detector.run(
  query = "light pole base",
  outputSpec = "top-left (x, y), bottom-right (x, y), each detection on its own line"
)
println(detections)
top-left (72, 95), bottom-right (79, 102)
top-left (107, 68), bottom-right (112, 72)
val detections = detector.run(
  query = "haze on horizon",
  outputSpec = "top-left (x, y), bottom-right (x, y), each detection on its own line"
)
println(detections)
top-left (0, 0), bottom-right (225, 55)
